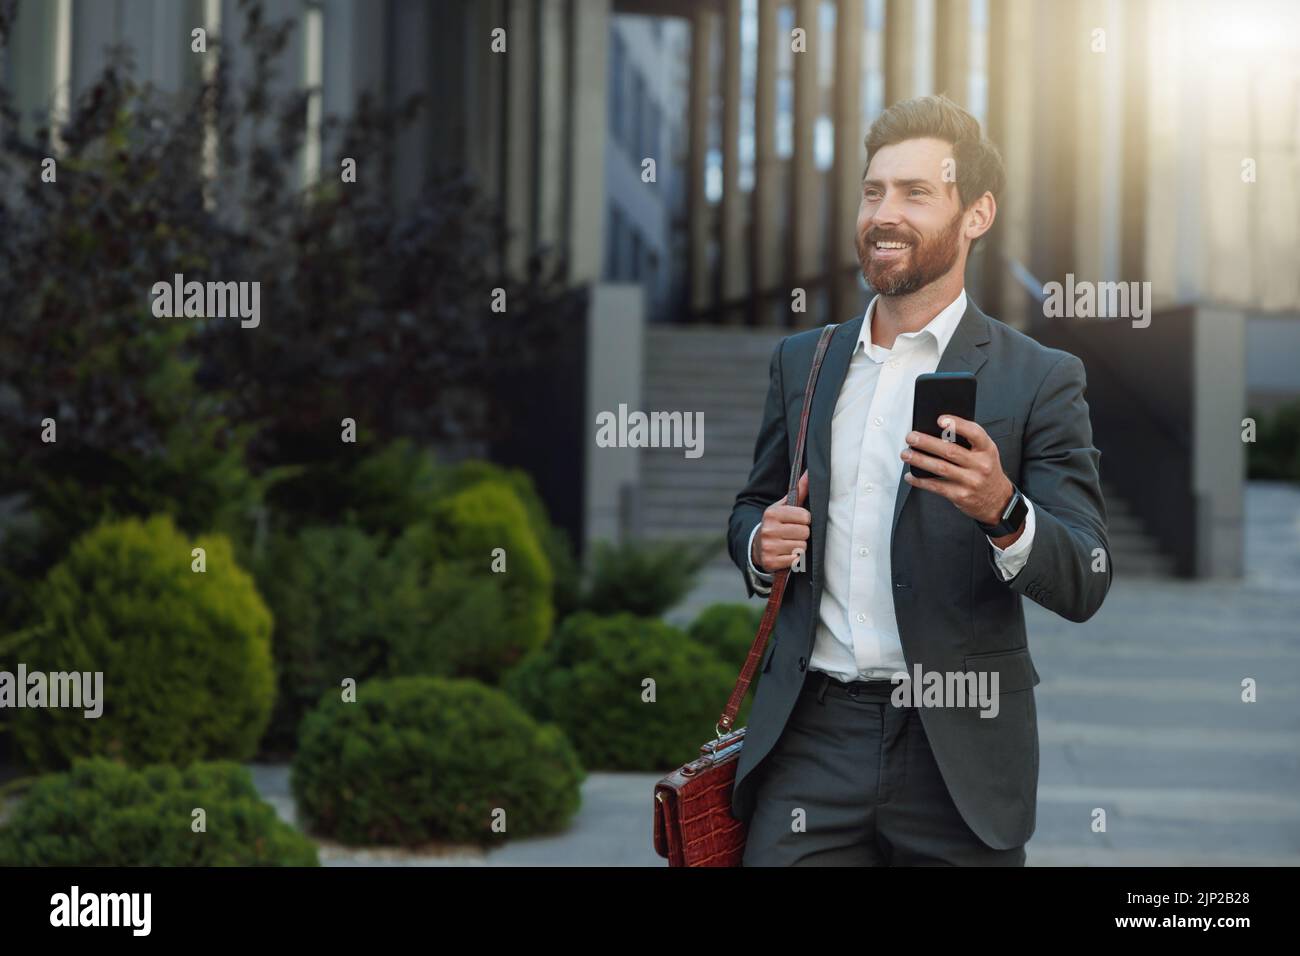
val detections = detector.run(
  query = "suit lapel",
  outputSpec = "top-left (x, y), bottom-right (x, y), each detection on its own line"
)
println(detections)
top-left (806, 316), bottom-right (860, 580)
top-left (889, 299), bottom-right (992, 546)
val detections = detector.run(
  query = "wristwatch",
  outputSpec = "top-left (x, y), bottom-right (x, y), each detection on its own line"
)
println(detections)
top-left (977, 484), bottom-right (1027, 537)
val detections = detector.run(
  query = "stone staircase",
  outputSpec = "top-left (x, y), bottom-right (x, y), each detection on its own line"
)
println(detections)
top-left (639, 324), bottom-right (1175, 578)
top-left (640, 324), bottom-right (784, 565)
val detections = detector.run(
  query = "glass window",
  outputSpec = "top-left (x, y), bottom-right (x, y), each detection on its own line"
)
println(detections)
top-left (609, 30), bottom-right (625, 147)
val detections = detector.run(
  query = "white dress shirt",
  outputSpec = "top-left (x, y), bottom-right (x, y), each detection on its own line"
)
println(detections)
top-left (745, 288), bottom-right (1037, 682)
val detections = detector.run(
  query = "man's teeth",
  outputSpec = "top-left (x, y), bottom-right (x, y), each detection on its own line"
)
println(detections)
top-left (875, 241), bottom-right (909, 249)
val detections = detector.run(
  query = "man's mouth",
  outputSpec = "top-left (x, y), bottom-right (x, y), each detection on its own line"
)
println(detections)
top-left (871, 239), bottom-right (911, 258)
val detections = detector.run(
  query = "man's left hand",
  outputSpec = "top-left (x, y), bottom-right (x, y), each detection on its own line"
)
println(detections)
top-left (900, 415), bottom-right (1014, 527)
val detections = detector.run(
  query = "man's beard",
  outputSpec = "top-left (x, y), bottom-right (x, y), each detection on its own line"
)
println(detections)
top-left (857, 209), bottom-right (964, 296)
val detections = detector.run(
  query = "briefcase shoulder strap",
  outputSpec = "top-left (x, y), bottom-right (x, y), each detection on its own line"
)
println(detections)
top-left (717, 321), bottom-right (839, 734)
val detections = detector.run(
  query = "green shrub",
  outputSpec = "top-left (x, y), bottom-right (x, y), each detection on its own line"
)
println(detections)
top-left (7, 515), bottom-right (274, 770)
top-left (503, 612), bottom-right (748, 771)
top-left (0, 757), bottom-right (318, 866)
top-left (291, 676), bottom-right (584, 846)
top-left (1247, 401), bottom-right (1300, 482)
top-left (252, 525), bottom-right (405, 754)
top-left (262, 447), bottom-right (581, 623)
top-left (689, 603), bottom-right (765, 666)
top-left (580, 538), bottom-right (719, 618)
top-left (434, 457), bottom-right (581, 620)
top-left (387, 479), bottom-right (553, 681)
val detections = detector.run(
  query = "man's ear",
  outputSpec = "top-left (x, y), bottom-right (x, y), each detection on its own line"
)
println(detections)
top-left (965, 191), bottom-right (997, 241)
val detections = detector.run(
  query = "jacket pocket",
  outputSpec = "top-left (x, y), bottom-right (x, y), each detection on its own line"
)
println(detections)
top-left (963, 647), bottom-right (1040, 693)
top-left (978, 416), bottom-right (1016, 441)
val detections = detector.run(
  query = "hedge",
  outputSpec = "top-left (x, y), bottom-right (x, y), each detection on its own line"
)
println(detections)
top-left (0, 758), bottom-right (318, 866)
top-left (7, 515), bottom-right (274, 770)
top-left (291, 676), bottom-right (584, 846)
top-left (503, 612), bottom-right (748, 771)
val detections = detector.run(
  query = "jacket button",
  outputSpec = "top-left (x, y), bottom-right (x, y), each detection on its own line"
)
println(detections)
top-left (797, 657), bottom-right (806, 671)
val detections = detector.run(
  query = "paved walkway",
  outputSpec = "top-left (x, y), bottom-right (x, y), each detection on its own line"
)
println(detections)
top-left (252, 481), bottom-right (1300, 865)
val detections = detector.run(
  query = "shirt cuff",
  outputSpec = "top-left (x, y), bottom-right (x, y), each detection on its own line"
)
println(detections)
top-left (989, 497), bottom-right (1036, 581)
top-left (746, 523), bottom-right (774, 594)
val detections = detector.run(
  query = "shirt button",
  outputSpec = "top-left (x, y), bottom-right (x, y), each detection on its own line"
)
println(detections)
top-left (859, 547), bottom-right (868, 557)
top-left (864, 483), bottom-right (874, 493)
top-left (873, 416), bottom-right (884, 427)
top-left (856, 613), bottom-right (866, 623)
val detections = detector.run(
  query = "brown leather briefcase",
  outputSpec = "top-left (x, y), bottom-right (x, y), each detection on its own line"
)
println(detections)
top-left (653, 322), bottom-right (839, 867)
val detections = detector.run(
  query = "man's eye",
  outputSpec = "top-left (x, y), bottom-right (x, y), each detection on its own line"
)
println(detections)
top-left (909, 189), bottom-right (927, 198)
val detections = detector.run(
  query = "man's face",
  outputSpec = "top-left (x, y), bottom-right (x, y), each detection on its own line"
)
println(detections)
top-left (856, 137), bottom-right (967, 297)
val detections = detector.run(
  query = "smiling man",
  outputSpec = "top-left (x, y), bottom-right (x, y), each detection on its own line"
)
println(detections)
top-left (727, 94), bottom-right (1112, 866)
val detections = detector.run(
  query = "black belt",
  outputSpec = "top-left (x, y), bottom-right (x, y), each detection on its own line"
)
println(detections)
top-left (807, 670), bottom-right (901, 703)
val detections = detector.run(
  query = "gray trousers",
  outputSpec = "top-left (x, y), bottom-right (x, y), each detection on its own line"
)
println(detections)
top-left (741, 671), bottom-right (1027, 866)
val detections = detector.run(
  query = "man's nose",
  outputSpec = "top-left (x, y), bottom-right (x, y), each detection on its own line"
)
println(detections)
top-left (872, 189), bottom-right (906, 226)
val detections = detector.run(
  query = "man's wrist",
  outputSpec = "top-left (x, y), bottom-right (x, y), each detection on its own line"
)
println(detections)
top-left (746, 523), bottom-right (772, 580)
top-left (977, 478), bottom-right (1026, 537)
top-left (981, 476), bottom-right (1016, 527)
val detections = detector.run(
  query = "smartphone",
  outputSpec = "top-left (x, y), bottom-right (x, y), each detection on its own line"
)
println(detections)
top-left (910, 372), bottom-right (977, 479)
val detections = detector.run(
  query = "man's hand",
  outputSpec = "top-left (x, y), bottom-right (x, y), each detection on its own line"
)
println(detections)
top-left (752, 470), bottom-right (811, 572)
top-left (901, 415), bottom-right (1019, 541)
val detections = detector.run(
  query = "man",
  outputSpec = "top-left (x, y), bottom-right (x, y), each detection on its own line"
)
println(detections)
top-left (728, 94), bottom-right (1111, 866)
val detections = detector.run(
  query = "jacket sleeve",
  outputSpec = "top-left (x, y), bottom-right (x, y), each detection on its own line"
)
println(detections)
top-left (728, 336), bottom-right (789, 599)
top-left (990, 353), bottom-right (1112, 622)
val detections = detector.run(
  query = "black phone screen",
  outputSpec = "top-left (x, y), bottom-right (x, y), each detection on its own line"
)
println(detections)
top-left (910, 372), bottom-right (977, 479)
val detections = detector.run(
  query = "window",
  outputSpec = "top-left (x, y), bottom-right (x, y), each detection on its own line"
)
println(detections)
top-left (606, 205), bottom-right (625, 280)
top-left (609, 31), bottom-right (625, 147)
top-left (631, 70), bottom-right (645, 157)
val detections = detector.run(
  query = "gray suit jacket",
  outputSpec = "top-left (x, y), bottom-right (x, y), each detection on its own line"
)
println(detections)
top-left (726, 299), bottom-right (1111, 850)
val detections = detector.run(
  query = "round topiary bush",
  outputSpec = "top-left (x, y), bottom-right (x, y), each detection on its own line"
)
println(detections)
top-left (688, 603), bottom-right (765, 666)
top-left (291, 676), bottom-right (584, 846)
top-left (252, 524), bottom-right (404, 753)
top-left (7, 514), bottom-right (274, 770)
top-left (387, 479), bottom-right (553, 682)
top-left (503, 611), bottom-right (749, 771)
top-left (0, 757), bottom-right (318, 865)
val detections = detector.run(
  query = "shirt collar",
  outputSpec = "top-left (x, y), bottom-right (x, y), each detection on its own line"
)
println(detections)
top-left (857, 287), bottom-right (968, 361)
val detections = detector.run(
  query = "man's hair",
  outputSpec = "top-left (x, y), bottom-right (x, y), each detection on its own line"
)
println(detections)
top-left (863, 93), bottom-right (1006, 220)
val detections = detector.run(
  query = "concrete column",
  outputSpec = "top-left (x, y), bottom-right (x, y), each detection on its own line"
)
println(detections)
top-left (831, 0), bottom-right (866, 322)
top-left (585, 284), bottom-right (645, 550)
top-left (687, 6), bottom-right (715, 312)
top-left (464, 0), bottom-right (506, 210)
top-left (1027, 0), bottom-right (1078, 290)
top-left (791, 0), bottom-right (820, 288)
top-left (884, 0), bottom-right (919, 105)
top-left (933, 0), bottom-right (969, 104)
top-left (1118, 0), bottom-right (1148, 287)
top-left (535, 0), bottom-right (567, 255)
top-left (751, 0), bottom-right (780, 322)
top-left (504, 0), bottom-right (538, 278)
top-left (566, 0), bottom-right (610, 285)
top-left (9, 0), bottom-right (71, 143)
top-left (389, 0), bottom-right (433, 209)
top-left (720, 0), bottom-right (747, 317)
top-left (983, 0), bottom-right (1035, 326)
top-left (1072, 0), bottom-right (1111, 286)
top-left (1193, 306), bottom-right (1245, 578)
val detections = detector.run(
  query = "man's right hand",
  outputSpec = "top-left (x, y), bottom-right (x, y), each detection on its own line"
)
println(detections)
top-left (752, 470), bottom-right (811, 572)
